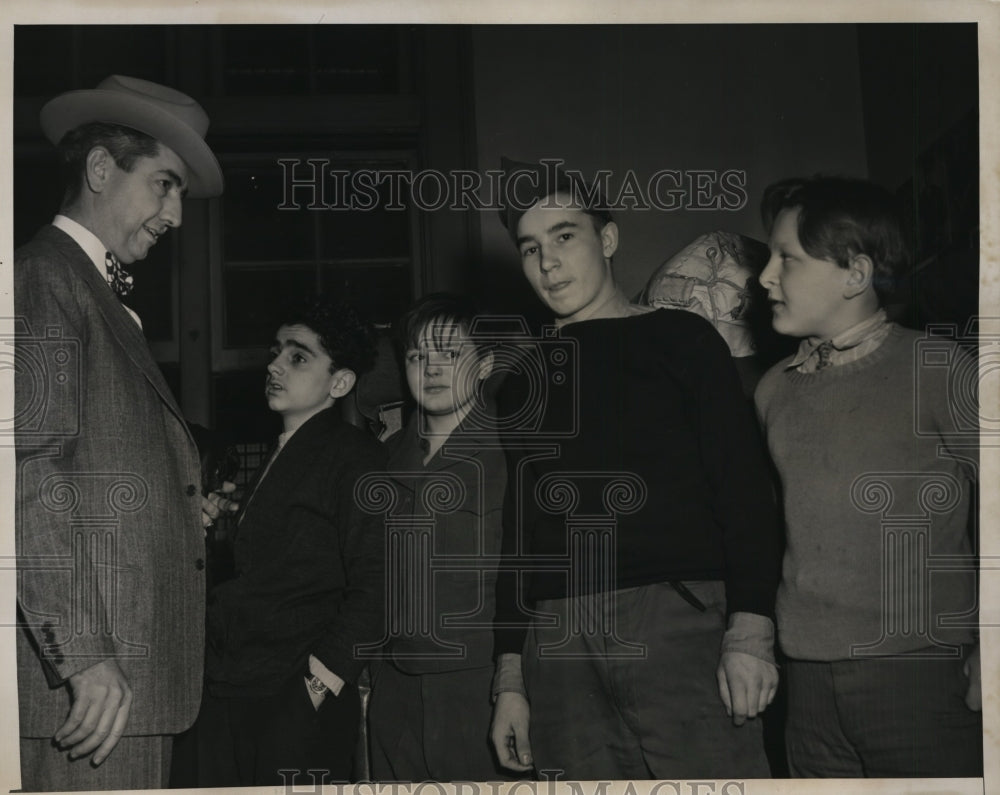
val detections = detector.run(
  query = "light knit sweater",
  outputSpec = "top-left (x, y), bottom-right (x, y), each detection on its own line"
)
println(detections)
top-left (755, 324), bottom-right (977, 660)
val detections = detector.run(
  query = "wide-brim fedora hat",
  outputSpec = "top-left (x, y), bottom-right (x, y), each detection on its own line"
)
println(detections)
top-left (40, 74), bottom-right (223, 198)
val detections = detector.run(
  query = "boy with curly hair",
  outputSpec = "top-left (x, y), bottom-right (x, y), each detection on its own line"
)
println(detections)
top-left (192, 296), bottom-right (389, 785)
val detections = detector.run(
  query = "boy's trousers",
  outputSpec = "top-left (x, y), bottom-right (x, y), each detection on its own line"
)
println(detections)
top-left (192, 674), bottom-right (361, 786)
top-left (369, 662), bottom-right (508, 781)
top-left (785, 650), bottom-right (982, 778)
top-left (523, 581), bottom-right (772, 780)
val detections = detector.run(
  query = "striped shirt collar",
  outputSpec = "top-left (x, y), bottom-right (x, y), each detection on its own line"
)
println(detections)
top-left (787, 309), bottom-right (891, 373)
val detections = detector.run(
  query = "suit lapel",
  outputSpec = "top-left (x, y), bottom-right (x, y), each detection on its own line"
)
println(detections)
top-left (237, 410), bottom-right (340, 532)
top-left (46, 226), bottom-right (191, 435)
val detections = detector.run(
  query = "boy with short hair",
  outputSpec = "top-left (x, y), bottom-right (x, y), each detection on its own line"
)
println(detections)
top-left (367, 293), bottom-right (509, 781)
top-left (490, 160), bottom-right (782, 780)
top-left (193, 296), bottom-right (388, 786)
top-left (754, 175), bottom-right (982, 777)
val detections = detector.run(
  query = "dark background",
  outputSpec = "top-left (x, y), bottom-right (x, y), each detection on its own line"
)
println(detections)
top-left (13, 24), bottom-right (979, 443)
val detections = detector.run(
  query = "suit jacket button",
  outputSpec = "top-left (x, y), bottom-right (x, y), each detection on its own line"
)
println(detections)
top-left (186, 484), bottom-right (197, 496)
top-left (195, 558), bottom-right (205, 570)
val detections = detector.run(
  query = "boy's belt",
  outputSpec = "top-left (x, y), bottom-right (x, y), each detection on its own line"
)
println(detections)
top-left (668, 580), bottom-right (707, 612)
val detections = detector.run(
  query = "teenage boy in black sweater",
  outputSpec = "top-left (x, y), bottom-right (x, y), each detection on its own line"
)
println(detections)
top-left (490, 161), bottom-right (782, 779)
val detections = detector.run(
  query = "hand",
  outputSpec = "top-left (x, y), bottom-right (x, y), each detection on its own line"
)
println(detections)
top-left (202, 480), bottom-right (239, 529)
top-left (490, 691), bottom-right (533, 772)
top-left (54, 659), bottom-right (132, 765)
top-left (963, 644), bottom-right (981, 711)
top-left (717, 650), bottom-right (778, 726)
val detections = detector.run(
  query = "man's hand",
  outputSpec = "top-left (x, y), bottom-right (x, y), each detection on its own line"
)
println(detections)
top-left (717, 650), bottom-right (778, 726)
top-left (54, 659), bottom-right (132, 765)
top-left (202, 480), bottom-right (239, 529)
top-left (963, 644), bottom-right (981, 712)
top-left (490, 691), bottom-right (533, 772)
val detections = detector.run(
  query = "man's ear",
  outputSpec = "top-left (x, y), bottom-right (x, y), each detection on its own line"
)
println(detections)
top-left (328, 368), bottom-right (357, 400)
top-left (600, 221), bottom-right (619, 259)
top-left (844, 253), bottom-right (874, 299)
top-left (84, 147), bottom-right (113, 194)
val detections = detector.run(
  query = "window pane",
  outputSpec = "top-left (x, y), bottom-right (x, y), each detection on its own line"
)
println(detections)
top-left (224, 266), bottom-right (315, 348)
top-left (77, 27), bottom-right (169, 88)
top-left (121, 238), bottom-right (175, 343)
top-left (319, 163), bottom-right (412, 259)
top-left (314, 27), bottom-right (401, 94)
top-left (222, 27), bottom-right (311, 95)
top-left (223, 162), bottom-right (315, 262)
top-left (220, 25), bottom-right (403, 96)
top-left (213, 370), bottom-right (283, 442)
top-left (320, 263), bottom-right (411, 326)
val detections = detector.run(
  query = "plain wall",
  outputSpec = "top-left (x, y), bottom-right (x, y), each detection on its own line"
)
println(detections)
top-left (859, 23), bottom-right (979, 192)
top-left (470, 24), bottom-right (870, 308)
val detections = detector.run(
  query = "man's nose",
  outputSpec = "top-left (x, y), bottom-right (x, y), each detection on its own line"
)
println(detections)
top-left (161, 192), bottom-right (183, 228)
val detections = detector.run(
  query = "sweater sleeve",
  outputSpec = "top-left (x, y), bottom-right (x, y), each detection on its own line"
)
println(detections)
top-left (492, 367), bottom-right (536, 657)
top-left (15, 245), bottom-right (118, 683)
top-left (687, 322), bottom-right (782, 619)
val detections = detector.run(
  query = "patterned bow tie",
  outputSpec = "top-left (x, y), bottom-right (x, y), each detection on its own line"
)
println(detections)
top-left (105, 252), bottom-right (134, 297)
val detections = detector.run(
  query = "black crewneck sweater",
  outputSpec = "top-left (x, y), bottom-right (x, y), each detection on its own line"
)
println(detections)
top-left (494, 309), bottom-right (781, 655)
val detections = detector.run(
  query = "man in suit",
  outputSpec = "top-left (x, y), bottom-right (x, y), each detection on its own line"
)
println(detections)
top-left (15, 74), bottom-right (227, 791)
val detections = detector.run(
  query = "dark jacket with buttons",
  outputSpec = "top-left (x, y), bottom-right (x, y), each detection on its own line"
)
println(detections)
top-left (382, 413), bottom-right (506, 674)
top-left (205, 406), bottom-right (388, 696)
